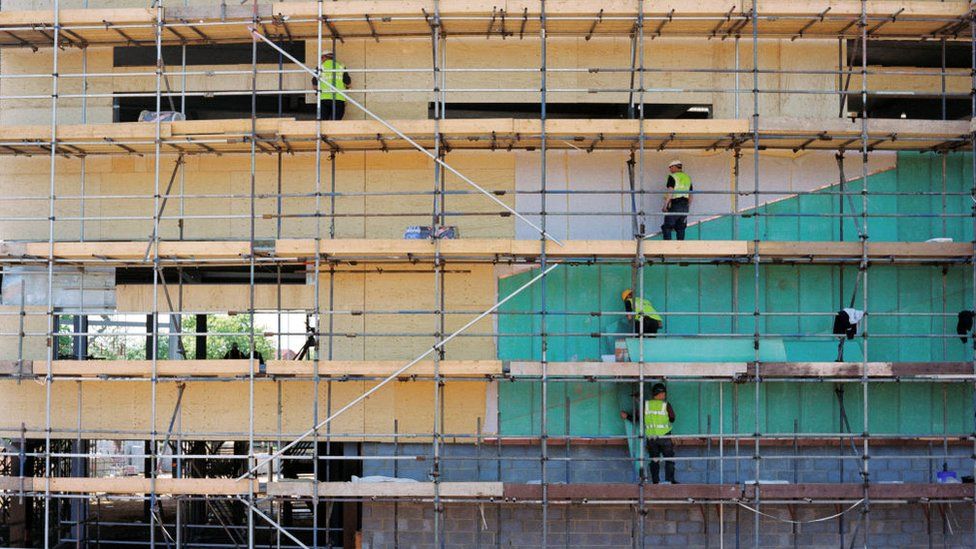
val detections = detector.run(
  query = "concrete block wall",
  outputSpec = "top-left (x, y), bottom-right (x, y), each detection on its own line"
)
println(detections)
top-left (361, 502), bottom-right (974, 548)
top-left (363, 442), bottom-right (974, 485)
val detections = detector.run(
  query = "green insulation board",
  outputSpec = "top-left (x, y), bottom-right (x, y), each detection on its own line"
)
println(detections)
top-left (496, 152), bottom-right (974, 437)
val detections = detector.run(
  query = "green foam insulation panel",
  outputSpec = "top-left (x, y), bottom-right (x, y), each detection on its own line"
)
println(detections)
top-left (497, 152), bottom-right (974, 437)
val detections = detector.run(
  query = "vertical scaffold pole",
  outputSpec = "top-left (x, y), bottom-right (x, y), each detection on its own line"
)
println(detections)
top-left (969, 7), bottom-right (976, 548)
top-left (148, 2), bottom-right (164, 548)
top-left (246, 1), bottom-right (259, 548)
top-left (635, 0), bottom-right (648, 546)
top-left (42, 1), bottom-right (61, 547)
top-left (751, 0), bottom-right (762, 544)
top-left (529, 0), bottom-right (556, 544)
top-left (858, 2), bottom-right (871, 546)
top-left (431, 1), bottom-right (445, 546)
top-left (313, 1), bottom-right (326, 546)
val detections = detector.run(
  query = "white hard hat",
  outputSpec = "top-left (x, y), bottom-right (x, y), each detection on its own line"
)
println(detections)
top-left (668, 159), bottom-right (682, 168)
top-left (320, 50), bottom-right (334, 58)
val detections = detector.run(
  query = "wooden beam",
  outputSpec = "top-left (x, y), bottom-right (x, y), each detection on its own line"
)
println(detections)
top-left (507, 361), bottom-right (749, 378)
top-left (0, 360), bottom-right (29, 375)
top-left (505, 483), bottom-right (973, 502)
top-left (744, 483), bottom-right (974, 501)
top-left (752, 362), bottom-right (975, 378)
top-left (13, 360), bottom-right (972, 380)
top-left (281, 239), bottom-right (973, 263)
top-left (276, 238), bottom-right (746, 260)
top-left (0, 2), bottom-right (966, 48)
top-left (36, 360), bottom-right (253, 377)
top-left (0, 118), bottom-right (966, 156)
top-left (503, 483), bottom-right (743, 501)
top-left (0, 239), bottom-right (965, 265)
top-left (266, 360), bottom-right (503, 377)
top-left (2, 477), bottom-right (967, 501)
top-left (0, 476), bottom-right (254, 495)
top-left (0, 240), bottom-right (252, 261)
top-left (267, 481), bottom-right (504, 498)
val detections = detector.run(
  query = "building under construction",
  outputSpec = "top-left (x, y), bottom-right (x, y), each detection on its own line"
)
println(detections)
top-left (1, 0), bottom-right (975, 547)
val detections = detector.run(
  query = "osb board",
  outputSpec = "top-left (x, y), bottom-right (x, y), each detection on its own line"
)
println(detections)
top-left (0, 305), bottom-right (47, 361)
top-left (0, 378), bottom-right (487, 441)
top-left (115, 284), bottom-right (315, 313)
top-left (316, 266), bottom-right (498, 361)
top-left (0, 150), bottom-right (516, 242)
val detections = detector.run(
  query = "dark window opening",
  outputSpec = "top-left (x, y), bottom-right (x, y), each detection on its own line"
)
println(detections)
top-left (113, 41), bottom-right (306, 67)
top-left (845, 39), bottom-right (970, 68)
top-left (278, 442), bottom-right (361, 547)
top-left (847, 95), bottom-right (970, 120)
top-left (427, 102), bottom-right (711, 119)
top-left (113, 94), bottom-right (317, 122)
top-left (116, 266), bottom-right (308, 285)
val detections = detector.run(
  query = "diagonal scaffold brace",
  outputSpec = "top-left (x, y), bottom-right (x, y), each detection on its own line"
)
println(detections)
top-left (248, 27), bottom-right (564, 247)
top-left (237, 261), bottom-right (562, 480)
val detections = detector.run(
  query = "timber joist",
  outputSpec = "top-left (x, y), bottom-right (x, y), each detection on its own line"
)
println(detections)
top-left (283, 239), bottom-right (976, 264)
top-left (0, 239), bottom-right (971, 266)
top-left (3, 359), bottom-right (972, 381)
top-left (0, 1), bottom-right (969, 48)
top-left (0, 478), bottom-right (970, 503)
top-left (0, 118), bottom-right (968, 156)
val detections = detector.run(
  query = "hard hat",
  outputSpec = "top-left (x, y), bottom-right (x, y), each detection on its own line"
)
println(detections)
top-left (651, 382), bottom-right (667, 396)
top-left (320, 50), bottom-right (334, 58)
top-left (621, 289), bottom-right (633, 301)
top-left (668, 159), bottom-right (682, 168)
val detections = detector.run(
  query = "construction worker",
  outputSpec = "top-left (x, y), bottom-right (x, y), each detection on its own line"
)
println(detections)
top-left (620, 382), bottom-right (677, 484)
top-left (313, 51), bottom-right (351, 120)
top-left (223, 342), bottom-right (245, 360)
top-left (621, 289), bottom-right (662, 336)
top-left (661, 159), bottom-right (693, 240)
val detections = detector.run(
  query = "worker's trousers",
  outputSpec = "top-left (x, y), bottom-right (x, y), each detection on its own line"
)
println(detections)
top-left (661, 198), bottom-right (689, 240)
top-left (319, 100), bottom-right (346, 121)
top-left (633, 317), bottom-right (660, 337)
top-left (645, 437), bottom-right (675, 484)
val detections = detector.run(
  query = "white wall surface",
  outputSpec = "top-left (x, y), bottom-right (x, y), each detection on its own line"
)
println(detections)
top-left (514, 149), bottom-right (896, 240)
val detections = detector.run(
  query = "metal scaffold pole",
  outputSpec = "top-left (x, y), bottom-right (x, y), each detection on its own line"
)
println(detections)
top-left (539, 1), bottom-right (551, 546)
top-left (42, 1), bottom-right (61, 548)
top-left (751, 0), bottom-right (762, 544)
top-left (858, 2), bottom-right (871, 545)
top-left (2, 2), bottom-right (976, 545)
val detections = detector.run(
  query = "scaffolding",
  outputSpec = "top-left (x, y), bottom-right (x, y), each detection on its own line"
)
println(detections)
top-left (0, 0), bottom-right (975, 547)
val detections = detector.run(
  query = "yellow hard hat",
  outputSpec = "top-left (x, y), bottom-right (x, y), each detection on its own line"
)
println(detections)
top-left (621, 289), bottom-right (633, 300)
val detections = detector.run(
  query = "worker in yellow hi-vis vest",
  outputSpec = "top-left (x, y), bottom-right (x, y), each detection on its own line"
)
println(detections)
top-left (661, 159), bottom-right (693, 240)
top-left (620, 383), bottom-right (677, 484)
top-left (312, 51), bottom-right (351, 120)
top-left (621, 289), bottom-right (662, 336)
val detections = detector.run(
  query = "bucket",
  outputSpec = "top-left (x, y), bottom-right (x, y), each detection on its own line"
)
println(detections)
top-left (614, 339), bottom-right (629, 362)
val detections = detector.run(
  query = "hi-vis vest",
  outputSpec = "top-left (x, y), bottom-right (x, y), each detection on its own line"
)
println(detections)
top-left (318, 59), bottom-right (347, 101)
top-left (670, 171), bottom-right (692, 200)
top-left (644, 399), bottom-right (672, 437)
top-left (627, 297), bottom-right (662, 322)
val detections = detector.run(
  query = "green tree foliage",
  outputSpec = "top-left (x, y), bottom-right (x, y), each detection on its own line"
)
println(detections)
top-left (181, 315), bottom-right (276, 359)
top-left (63, 314), bottom-right (276, 360)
